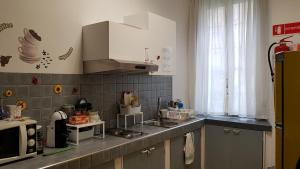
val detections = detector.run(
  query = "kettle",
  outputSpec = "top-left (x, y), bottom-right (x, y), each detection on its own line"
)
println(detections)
top-left (46, 111), bottom-right (68, 148)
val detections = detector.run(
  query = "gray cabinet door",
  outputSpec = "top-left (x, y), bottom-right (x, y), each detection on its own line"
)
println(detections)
top-left (123, 142), bottom-right (165, 169)
top-left (205, 125), bottom-right (231, 169)
top-left (46, 159), bottom-right (115, 169)
top-left (170, 130), bottom-right (201, 169)
top-left (123, 148), bottom-right (148, 169)
top-left (170, 135), bottom-right (185, 169)
top-left (147, 142), bottom-right (165, 169)
top-left (230, 128), bottom-right (263, 169)
top-left (90, 161), bottom-right (115, 169)
top-left (189, 130), bottom-right (201, 169)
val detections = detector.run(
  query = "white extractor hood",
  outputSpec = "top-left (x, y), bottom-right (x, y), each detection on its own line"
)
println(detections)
top-left (83, 59), bottom-right (158, 74)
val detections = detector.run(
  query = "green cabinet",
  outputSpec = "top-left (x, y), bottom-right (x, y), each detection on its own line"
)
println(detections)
top-left (170, 130), bottom-right (201, 169)
top-left (205, 125), bottom-right (263, 169)
top-left (123, 142), bottom-right (165, 169)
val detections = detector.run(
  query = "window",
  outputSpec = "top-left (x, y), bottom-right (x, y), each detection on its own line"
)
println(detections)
top-left (192, 0), bottom-right (269, 118)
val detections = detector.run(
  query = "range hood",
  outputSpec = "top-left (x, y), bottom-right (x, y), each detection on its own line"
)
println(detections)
top-left (83, 59), bottom-right (158, 74)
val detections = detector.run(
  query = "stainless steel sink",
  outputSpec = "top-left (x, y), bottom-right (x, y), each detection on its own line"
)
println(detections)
top-left (143, 119), bottom-right (180, 128)
top-left (107, 128), bottom-right (146, 139)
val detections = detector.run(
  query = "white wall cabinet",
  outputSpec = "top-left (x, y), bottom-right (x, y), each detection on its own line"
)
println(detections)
top-left (83, 13), bottom-right (176, 75)
top-left (83, 21), bottom-right (148, 63)
top-left (124, 12), bottom-right (176, 75)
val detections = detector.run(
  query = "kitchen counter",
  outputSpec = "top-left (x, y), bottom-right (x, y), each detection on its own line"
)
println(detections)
top-left (0, 115), bottom-right (271, 169)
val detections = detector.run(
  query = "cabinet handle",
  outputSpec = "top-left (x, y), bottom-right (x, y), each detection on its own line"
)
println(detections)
top-left (149, 147), bottom-right (156, 151)
top-left (141, 149), bottom-right (150, 154)
top-left (224, 128), bottom-right (232, 134)
top-left (232, 129), bottom-right (241, 135)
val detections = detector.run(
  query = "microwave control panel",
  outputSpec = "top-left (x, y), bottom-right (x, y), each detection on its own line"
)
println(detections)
top-left (26, 124), bottom-right (36, 154)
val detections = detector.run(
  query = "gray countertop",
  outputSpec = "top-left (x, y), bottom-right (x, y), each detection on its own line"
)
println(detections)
top-left (203, 115), bottom-right (273, 131)
top-left (0, 115), bottom-right (271, 169)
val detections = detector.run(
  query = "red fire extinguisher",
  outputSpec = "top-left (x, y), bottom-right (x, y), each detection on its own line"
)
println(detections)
top-left (268, 36), bottom-right (293, 82)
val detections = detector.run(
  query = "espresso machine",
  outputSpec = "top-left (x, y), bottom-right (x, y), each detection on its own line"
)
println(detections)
top-left (47, 111), bottom-right (68, 148)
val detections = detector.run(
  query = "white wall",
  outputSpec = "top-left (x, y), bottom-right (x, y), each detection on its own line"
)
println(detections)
top-left (0, 0), bottom-right (190, 104)
top-left (266, 0), bottom-right (300, 167)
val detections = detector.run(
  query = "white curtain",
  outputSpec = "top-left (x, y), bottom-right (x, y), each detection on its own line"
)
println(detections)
top-left (189, 0), bottom-right (270, 118)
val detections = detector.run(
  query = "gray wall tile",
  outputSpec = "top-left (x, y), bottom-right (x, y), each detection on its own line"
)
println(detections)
top-left (31, 97), bottom-right (41, 109)
top-left (40, 74), bottom-right (53, 85)
top-left (29, 86), bottom-right (42, 97)
top-left (103, 74), bottom-right (116, 84)
top-left (15, 86), bottom-right (29, 97)
top-left (41, 97), bottom-right (52, 108)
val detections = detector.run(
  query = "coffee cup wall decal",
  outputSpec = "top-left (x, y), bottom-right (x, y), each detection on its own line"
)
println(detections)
top-left (0, 23), bottom-right (13, 33)
top-left (58, 47), bottom-right (73, 60)
top-left (18, 28), bottom-right (42, 64)
top-left (0, 55), bottom-right (12, 67)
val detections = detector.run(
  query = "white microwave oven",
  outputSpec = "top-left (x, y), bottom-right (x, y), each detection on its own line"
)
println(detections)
top-left (0, 119), bottom-right (37, 165)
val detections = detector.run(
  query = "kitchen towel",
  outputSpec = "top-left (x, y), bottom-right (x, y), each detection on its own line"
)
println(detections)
top-left (184, 132), bottom-right (195, 165)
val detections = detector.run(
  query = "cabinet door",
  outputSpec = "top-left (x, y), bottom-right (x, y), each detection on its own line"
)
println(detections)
top-left (170, 135), bottom-right (185, 169)
top-left (109, 22), bottom-right (147, 62)
top-left (189, 130), bottom-right (201, 169)
top-left (205, 125), bottom-right (231, 169)
top-left (147, 142), bottom-right (165, 169)
top-left (123, 142), bottom-right (165, 169)
top-left (230, 128), bottom-right (263, 169)
top-left (123, 148), bottom-right (148, 169)
top-left (90, 161), bottom-right (115, 169)
top-left (170, 130), bottom-right (201, 169)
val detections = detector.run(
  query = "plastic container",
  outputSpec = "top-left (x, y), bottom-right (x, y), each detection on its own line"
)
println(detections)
top-left (89, 111), bottom-right (100, 122)
top-left (160, 109), bottom-right (168, 118)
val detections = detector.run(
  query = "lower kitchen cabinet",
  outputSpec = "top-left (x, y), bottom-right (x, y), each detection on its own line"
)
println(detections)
top-left (205, 125), bottom-right (263, 169)
top-left (123, 142), bottom-right (165, 169)
top-left (170, 130), bottom-right (201, 169)
top-left (90, 160), bottom-right (114, 169)
top-left (45, 158), bottom-right (114, 169)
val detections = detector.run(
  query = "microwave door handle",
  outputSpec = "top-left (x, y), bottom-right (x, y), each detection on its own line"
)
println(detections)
top-left (20, 124), bottom-right (27, 156)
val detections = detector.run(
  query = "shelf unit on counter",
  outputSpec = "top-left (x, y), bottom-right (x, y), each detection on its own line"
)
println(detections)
top-left (67, 121), bottom-right (105, 145)
top-left (117, 112), bottom-right (144, 129)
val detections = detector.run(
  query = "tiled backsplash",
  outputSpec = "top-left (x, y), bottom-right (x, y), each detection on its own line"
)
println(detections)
top-left (80, 73), bottom-right (172, 128)
top-left (0, 73), bottom-right (81, 130)
top-left (0, 72), bottom-right (172, 129)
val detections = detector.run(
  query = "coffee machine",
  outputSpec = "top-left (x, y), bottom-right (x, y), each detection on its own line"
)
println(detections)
top-left (47, 111), bottom-right (68, 148)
